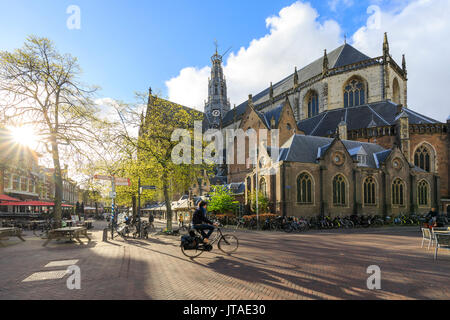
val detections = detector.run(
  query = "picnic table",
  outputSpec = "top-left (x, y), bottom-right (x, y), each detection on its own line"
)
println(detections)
top-left (0, 227), bottom-right (26, 247)
top-left (42, 227), bottom-right (91, 247)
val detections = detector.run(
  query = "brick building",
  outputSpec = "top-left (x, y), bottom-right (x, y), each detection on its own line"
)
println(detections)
top-left (205, 33), bottom-right (449, 215)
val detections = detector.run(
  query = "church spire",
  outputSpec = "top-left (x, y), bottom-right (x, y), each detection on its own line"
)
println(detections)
top-left (383, 32), bottom-right (390, 58)
top-left (293, 66), bottom-right (299, 88)
top-left (322, 49), bottom-right (328, 76)
top-left (269, 82), bottom-right (274, 100)
top-left (205, 43), bottom-right (231, 129)
top-left (402, 54), bottom-right (407, 74)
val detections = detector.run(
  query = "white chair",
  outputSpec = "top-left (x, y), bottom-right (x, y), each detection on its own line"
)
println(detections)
top-left (421, 227), bottom-right (433, 249)
top-left (434, 233), bottom-right (450, 260)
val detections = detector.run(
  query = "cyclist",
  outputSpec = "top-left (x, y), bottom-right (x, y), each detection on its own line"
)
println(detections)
top-left (192, 201), bottom-right (217, 244)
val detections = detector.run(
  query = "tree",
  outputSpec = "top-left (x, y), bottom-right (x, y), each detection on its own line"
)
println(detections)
top-left (114, 90), bottom-right (210, 231)
top-left (250, 191), bottom-right (270, 214)
top-left (0, 36), bottom-right (105, 226)
top-left (207, 185), bottom-right (239, 214)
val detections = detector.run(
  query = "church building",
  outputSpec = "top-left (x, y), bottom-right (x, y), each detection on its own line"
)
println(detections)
top-left (202, 33), bottom-right (449, 216)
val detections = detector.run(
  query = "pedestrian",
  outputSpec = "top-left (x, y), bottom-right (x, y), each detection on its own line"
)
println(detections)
top-left (426, 207), bottom-right (439, 228)
top-left (149, 213), bottom-right (155, 229)
top-left (179, 213), bottom-right (184, 228)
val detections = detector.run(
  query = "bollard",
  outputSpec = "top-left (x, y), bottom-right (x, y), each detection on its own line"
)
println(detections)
top-left (102, 228), bottom-right (108, 242)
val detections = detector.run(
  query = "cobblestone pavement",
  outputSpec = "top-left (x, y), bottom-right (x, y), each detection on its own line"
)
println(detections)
top-left (0, 222), bottom-right (449, 300)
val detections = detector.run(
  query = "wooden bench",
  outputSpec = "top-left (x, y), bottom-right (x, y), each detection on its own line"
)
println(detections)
top-left (42, 227), bottom-right (91, 247)
top-left (0, 227), bottom-right (26, 247)
top-left (434, 233), bottom-right (450, 260)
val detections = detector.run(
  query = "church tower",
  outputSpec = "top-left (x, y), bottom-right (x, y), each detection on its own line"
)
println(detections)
top-left (205, 46), bottom-right (231, 129)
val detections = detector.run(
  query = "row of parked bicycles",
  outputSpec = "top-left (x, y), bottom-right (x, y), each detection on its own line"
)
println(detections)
top-left (220, 213), bottom-right (448, 233)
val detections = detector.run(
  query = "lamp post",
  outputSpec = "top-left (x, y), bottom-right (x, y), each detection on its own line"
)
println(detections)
top-left (137, 176), bottom-right (141, 238)
top-left (255, 145), bottom-right (259, 230)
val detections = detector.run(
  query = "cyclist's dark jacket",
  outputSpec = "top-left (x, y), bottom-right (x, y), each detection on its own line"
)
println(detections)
top-left (192, 207), bottom-right (213, 225)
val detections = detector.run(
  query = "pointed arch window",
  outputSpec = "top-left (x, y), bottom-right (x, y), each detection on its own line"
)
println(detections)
top-left (414, 145), bottom-right (431, 172)
top-left (344, 79), bottom-right (365, 108)
top-left (364, 177), bottom-right (376, 205)
top-left (392, 178), bottom-right (405, 206)
top-left (260, 178), bottom-right (267, 197)
top-left (297, 173), bottom-right (313, 204)
top-left (333, 174), bottom-right (346, 205)
top-left (418, 180), bottom-right (429, 206)
top-left (308, 92), bottom-right (319, 118)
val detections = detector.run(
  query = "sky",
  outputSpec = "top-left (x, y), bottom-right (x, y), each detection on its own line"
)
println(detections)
top-left (0, 0), bottom-right (449, 122)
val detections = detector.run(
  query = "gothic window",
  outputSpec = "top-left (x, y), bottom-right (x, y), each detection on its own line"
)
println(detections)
top-left (260, 178), bottom-right (267, 197)
top-left (392, 178), bottom-right (405, 206)
top-left (363, 177), bottom-right (376, 205)
top-left (418, 180), bottom-right (429, 206)
top-left (308, 91), bottom-right (319, 118)
top-left (344, 78), bottom-right (365, 108)
top-left (246, 176), bottom-right (252, 197)
top-left (393, 78), bottom-right (400, 104)
top-left (214, 84), bottom-right (218, 95)
top-left (414, 145), bottom-right (431, 172)
top-left (333, 174), bottom-right (346, 205)
top-left (297, 173), bottom-right (313, 204)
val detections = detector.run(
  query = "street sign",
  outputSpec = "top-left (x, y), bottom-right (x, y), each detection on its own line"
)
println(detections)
top-left (139, 185), bottom-right (156, 194)
top-left (114, 178), bottom-right (131, 186)
top-left (94, 174), bottom-right (112, 180)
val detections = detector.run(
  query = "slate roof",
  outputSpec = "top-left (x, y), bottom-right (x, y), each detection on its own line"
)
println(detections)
top-left (222, 44), bottom-right (373, 127)
top-left (276, 135), bottom-right (386, 169)
top-left (297, 100), bottom-right (441, 136)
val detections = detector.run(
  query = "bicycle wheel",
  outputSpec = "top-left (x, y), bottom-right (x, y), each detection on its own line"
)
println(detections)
top-left (181, 244), bottom-right (204, 258)
top-left (218, 234), bottom-right (239, 254)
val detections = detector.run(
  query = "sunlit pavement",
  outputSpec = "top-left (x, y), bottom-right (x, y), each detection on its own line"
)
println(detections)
top-left (0, 221), bottom-right (449, 300)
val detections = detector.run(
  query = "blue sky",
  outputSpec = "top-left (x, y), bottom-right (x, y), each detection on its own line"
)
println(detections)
top-left (0, 0), bottom-right (411, 103)
top-left (1, 0), bottom-right (449, 122)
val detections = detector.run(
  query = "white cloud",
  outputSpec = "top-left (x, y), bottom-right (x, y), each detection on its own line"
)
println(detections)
top-left (352, 0), bottom-right (450, 121)
top-left (165, 66), bottom-right (210, 112)
top-left (328, 0), bottom-right (354, 12)
top-left (165, 0), bottom-right (450, 122)
top-left (165, 1), bottom-right (342, 111)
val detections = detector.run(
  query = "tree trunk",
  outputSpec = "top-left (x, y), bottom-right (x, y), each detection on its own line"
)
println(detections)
top-left (132, 195), bottom-right (137, 222)
top-left (51, 138), bottom-right (63, 228)
top-left (162, 170), bottom-right (172, 231)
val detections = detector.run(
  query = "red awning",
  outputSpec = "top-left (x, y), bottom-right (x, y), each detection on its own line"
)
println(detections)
top-left (0, 194), bottom-right (21, 202)
top-left (0, 201), bottom-right (73, 207)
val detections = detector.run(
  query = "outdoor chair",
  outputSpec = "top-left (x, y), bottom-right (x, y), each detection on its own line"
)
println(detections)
top-left (434, 233), bottom-right (450, 260)
top-left (421, 227), bottom-right (433, 249)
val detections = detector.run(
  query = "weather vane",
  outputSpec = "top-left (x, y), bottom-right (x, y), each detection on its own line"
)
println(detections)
top-left (214, 39), bottom-right (219, 54)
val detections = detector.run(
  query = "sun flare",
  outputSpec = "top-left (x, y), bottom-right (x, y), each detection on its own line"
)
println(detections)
top-left (8, 126), bottom-right (38, 149)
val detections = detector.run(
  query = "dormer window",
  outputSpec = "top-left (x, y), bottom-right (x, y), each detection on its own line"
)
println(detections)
top-left (348, 146), bottom-right (368, 166)
top-left (357, 155), bottom-right (367, 166)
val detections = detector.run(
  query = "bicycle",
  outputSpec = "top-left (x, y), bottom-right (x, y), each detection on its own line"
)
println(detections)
top-left (181, 224), bottom-right (239, 258)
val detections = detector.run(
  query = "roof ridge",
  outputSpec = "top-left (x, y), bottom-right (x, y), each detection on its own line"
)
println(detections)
top-left (310, 112), bottom-right (328, 135)
top-left (366, 104), bottom-right (391, 125)
top-left (403, 108), bottom-right (439, 123)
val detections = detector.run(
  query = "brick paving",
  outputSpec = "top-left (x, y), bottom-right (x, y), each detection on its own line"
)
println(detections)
top-left (0, 222), bottom-right (449, 300)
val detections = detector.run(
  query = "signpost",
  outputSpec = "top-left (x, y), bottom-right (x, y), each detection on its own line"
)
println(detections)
top-left (93, 174), bottom-right (130, 239)
top-left (137, 181), bottom-right (156, 238)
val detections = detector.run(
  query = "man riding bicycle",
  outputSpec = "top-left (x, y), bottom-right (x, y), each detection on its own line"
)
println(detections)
top-left (192, 201), bottom-right (218, 244)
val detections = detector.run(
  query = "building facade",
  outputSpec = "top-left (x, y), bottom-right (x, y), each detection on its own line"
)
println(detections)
top-left (206, 33), bottom-right (449, 214)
